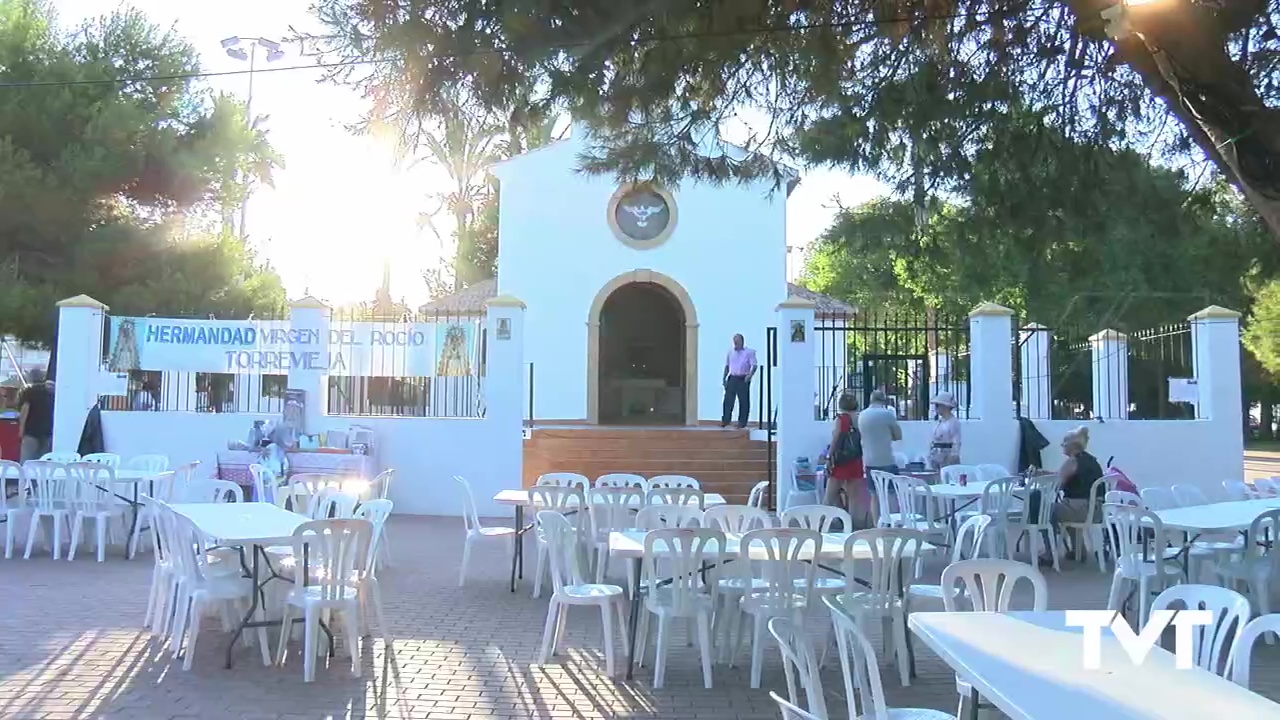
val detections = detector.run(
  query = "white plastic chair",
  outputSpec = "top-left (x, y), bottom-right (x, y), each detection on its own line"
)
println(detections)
top-left (22, 461), bottom-right (73, 560)
top-left (167, 507), bottom-right (271, 670)
top-left (139, 495), bottom-right (177, 640)
top-left (39, 452), bottom-right (80, 464)
top-left (1104, 504), bottom-right (1183, 627)
top-left (275, 519), bottom-right (374, 681)
top-left (184, 479), bottom-right (245, 504)
top-left (248, 464), bottom-right (276, 504)
top-left (1229, 614), bottom-right (1280, 688)
top-left (780, 504), bottom-right (852, 533)
top-left (369, 469), bottom-right (395, 567)
top-left (530, 485), bottom-right (587, 598)
top-left (1223, 480), bottom-right (1253, 501)
top-left (732, 527), bottom-right (821, 689)
top-left (1, 460), bottom-right (28, 559)
top-left (746, 480), bottom-right (769, 509)
top-left (1008, 474), bottom-right (1063, 571)
top-left (907, 514), bottom-right (992, 609)
top-left (1213, 508), bottom-right (1280, 637)
top-left (595, 473), bottom-right (647, 490)
top-left (636, 527), bottom-right (723, 688)
top-left (940, 465), bottom-right (980, 485)
top-left (890, 474), bottom-right (952, 554)
top-left (1150, 584), bottom-right (1250, 675)
top-left (536, 472), bottom-right (590, 492)
top-left (350, 499), bottom-right (394, 640)
top-left (648, 474), bottom-right (699, 490)
top-left (770, 691), bottom-right (823, 720)
top-left (80, 453), bottom-right (120, 468)
top-left (974, 463), bottom-right (1010, 483)
top-left (1253, 478), bottom-right (1279, 498)
top-left (767, 617), bottom-right (827, 719)
top-left (940, 558), bottom-right (1049, 717)
top-left (646, 487), bottom-right (705, 509)
top-left (535, 510), bottom-right (629, 677)
top-left (823, 595), bottom-right (952, 720)
top-left (308, 488), bottom-right (360, 519)
top-left (280, 473), bottom-right (331, 514)
top-left (834, 528), bottom-right (925, 687)
top-left (123, 454), bottom-right (169, 474)
top-left (1171, 484), bottom-right (1211, 507)
top-left (867, 470), bottom-right (911, 527)
top-left (1140, 486), bottom-right (1178, 510)
top-left (454, 476), bottom-right (516, 586)
top-left (587, 487), bottom-right (643, 582)
top-left (1060, 475), bottom-right (1114, 572)
top-left (636, 505), bottom-right (703, 529)
top-left (66, 462), bottom-right (127, 562)
top-left (703, 505), bottom-right (772, 534)
top-left (1104, 490), bottom-right (1143, 506)
top-left (127, 471), bottom-right (176, 558)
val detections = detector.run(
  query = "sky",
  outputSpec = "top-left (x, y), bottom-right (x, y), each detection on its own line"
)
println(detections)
top-left (54, 0), bottom-right (885, 305)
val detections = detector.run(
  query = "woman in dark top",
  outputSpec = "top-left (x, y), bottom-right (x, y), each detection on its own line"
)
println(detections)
top-left (1056, 426), bottom-right (1104, 523)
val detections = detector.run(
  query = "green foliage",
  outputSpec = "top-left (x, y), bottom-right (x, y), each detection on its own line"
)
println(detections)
top-left (803, 111), bottom-right (1277, 330)
top-left (306, 1), bottom-right (1280, 231)
top-left (1245, 280), bottom-right (1280, 376)
top-left (0, 1), bottom-right (285, 344)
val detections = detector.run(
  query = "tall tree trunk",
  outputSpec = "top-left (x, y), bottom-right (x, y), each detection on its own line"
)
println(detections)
top-left (1067, 0), bottom-right (1280, 238)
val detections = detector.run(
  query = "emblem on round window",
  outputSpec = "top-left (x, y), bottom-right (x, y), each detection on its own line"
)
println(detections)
top-left (607, 183), bottom-right (678, 249)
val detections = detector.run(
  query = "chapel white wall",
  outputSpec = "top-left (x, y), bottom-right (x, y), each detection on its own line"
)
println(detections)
top-left (494, 135), bottom-right (787, 422)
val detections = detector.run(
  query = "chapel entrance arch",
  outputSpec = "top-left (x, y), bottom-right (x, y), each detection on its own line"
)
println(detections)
top-left (587, 270), bottom-right (698, 425)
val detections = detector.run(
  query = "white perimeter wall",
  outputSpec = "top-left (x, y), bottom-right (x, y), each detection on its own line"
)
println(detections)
top-left (787, 417), bottom-right (1241, 497)
top-left (495, 134), bottom-right (787, 422)
top-left (101, 411), bottom-right (507, 517)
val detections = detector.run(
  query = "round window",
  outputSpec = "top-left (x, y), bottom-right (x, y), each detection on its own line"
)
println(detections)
top-left (607, 184), bottom-right (677, 248)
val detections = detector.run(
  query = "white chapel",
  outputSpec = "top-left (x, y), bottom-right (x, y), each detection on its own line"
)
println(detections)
top-left (423, 126), bottom-right (852, 427)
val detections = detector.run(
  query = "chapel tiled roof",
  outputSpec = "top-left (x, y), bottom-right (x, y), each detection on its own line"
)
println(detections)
top-left (419, 278), bottom-right (855, 317)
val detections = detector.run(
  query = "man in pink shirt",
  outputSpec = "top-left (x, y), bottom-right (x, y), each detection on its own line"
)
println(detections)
top-left (722, 334), bottom-right (758, 428)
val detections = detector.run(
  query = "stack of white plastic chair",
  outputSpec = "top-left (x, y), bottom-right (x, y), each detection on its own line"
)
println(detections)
top-left (22, 461), bottom-right (74, 559)
top-left (275, 518), bottom-right (376, 681)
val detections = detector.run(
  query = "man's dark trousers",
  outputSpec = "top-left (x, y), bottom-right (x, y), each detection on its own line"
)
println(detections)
top-left (722, 375), bottom-right (751, 427)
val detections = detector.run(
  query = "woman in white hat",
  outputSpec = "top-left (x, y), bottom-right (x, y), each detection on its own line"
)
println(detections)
top-left (927, 391), bottom-right (961, 469)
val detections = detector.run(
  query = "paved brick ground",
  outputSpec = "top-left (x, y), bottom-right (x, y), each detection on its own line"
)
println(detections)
top-left (2, 514), bottom-right (1279, 719)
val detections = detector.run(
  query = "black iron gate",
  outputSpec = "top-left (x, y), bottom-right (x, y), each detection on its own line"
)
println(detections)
top-left (756, 326), bottom-right (777, 509)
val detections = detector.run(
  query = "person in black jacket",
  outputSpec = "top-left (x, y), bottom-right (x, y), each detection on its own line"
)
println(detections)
top-left (1017, 416), bottom-right (1049, 472)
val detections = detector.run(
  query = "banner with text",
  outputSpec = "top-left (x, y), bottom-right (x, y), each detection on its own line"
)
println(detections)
top-left (105, 317), bottom-right (480, 377)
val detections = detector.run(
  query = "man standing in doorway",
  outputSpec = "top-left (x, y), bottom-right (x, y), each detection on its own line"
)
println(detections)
top-left (18, 368), bottom-right (53, 462)
top-left (722, 334), bottom-right (757, 429)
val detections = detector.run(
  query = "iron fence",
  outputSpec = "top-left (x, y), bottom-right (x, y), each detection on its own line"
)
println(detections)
top-left (1128, 323), bottom-right (1196, 420)
top-left (326, 307), bottom-right (486, 418)
top-left (813, 309), bottom-right (970, 421)
top-left (97, 371), bottom-right (286, 413)
top-left (1013, 325), bottom-right (1093, 420)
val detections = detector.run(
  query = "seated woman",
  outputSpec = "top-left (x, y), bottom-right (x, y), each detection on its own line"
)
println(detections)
top-left (1055, 426), bottom-right (1104, 524)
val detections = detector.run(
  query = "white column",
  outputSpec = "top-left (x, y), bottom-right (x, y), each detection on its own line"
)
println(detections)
top-left (480, 295), bottom-right (526, 517)
top-left (1189, 306), bottom-right (1242, 423)
top-left (775, 296), bottom-right (816, 510)
top-left (51, 294), bottom-right (108, 453)
top-left (288, 296), bottom-right (331, 433)
top-left (1019, 322), bottom-right (1052, 419)
top-left (967, 302), bottom-right (1015, 420)
top-left (1090, 329), bottom-right (1129, 420)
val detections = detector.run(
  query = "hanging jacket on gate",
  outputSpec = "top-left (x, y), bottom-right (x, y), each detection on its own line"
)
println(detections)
top-left (77, 404), bottom-right (105, 456)
top-left (1017, 416), bottom-right (1049, 472)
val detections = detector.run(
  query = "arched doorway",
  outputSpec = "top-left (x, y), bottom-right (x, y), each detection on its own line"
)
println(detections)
top-left (587, 270), bottom-right (698, 425)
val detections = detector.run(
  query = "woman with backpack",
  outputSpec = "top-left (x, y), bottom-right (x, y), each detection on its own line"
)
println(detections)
top-left (823, 392), bottom-right (869, 528)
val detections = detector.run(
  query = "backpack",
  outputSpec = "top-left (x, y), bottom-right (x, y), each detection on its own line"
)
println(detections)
top-left (832, 415), bottom-right (863, 466)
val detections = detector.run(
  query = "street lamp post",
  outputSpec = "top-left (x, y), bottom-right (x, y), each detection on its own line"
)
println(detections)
top-left (220, 37), bottom-right (286, 242)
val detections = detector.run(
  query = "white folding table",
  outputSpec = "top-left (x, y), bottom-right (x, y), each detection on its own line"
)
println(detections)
top-left (910, 611), bottom-right (1280, 720)
top-left (1150, 498), bottom-right (1280, 580)
top-left (493, 488), bottom-right (727, 593)
top-left (169, 502), bottom-right (310, 668)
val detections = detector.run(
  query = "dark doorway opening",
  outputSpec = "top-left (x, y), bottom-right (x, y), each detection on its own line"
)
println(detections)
top-left (598, 282), bottom-right (685, 425)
